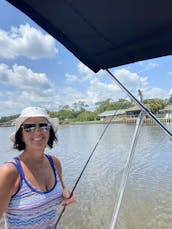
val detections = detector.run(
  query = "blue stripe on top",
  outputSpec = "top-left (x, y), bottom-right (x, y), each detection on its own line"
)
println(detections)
top-left (4, 155), bottom-right (63, 229)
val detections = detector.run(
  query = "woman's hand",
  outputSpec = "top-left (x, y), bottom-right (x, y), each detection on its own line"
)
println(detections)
top-left (61, 188), bottom-right (76, 208)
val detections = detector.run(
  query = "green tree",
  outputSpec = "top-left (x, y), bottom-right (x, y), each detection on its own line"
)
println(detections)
top-left (73, 101), bottom-right (88, 112)
top-left (143, 98), bottom-right (166, 114)
top-left (95, 99), bottom-right (112, 113)
top-left (111, 99), bottom-right (133, 110)
top-left (95, 98), bottom-right (133, 113)
top-left (76, 111), bottom-right (95, 122)
top-left (0, 114), bottom-right (19, 123)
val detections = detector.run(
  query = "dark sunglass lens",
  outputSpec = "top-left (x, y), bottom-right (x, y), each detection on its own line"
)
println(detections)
top-left (39, 123), bottom-right (50, 132)
top-left (23, 124), bottom-right (36, 132)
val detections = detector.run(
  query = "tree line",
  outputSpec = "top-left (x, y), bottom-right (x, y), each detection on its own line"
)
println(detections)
top-left (1, 96), bottom-right (172, 124)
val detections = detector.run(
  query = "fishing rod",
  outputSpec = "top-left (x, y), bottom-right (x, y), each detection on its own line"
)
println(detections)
top-left (53, 108), bottom-right (122, 228)
top-left (110, 90), bottom-right (144, 229)
top-left (104, 69), bottom-right (172, 139)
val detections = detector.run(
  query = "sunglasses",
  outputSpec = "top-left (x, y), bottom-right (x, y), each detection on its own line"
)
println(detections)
top-left (22, 122), bottom-right (51, 133)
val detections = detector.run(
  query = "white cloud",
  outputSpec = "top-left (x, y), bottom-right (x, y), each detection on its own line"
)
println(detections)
top-left (77, 62), bottom-right (94, 75)
top-left (65, 63), bottom-right (94, 84)
top-left (0, 99), bottom-right (21, 116)
top-left (144, 87), bottom-right (168, 99)
top-left (0, 63), bottom-right (58, 116)
top-left (65, 73), bottom-right (80, 83)
top-left (0, 88), bottom-right (61, 116)
top-left (88, 78), bottom-right (121, 102)
top-left (0, 60), bottom-right (170, 117)
top-left (57, 87), bottom-right (84, 105)
top-left (138, 61), bottom-right (159, 73)
top-left (0, 63), bottom-right (52, 92)
top-left (105, 68), bottom-right (170, 100)
top-left (0, 63), bottom-right (86, 116)
top-left (80, 67), bottom-right (170, 106)
top-left (114, 68), bottom-right (148, 89)
top-left (65, 62), bottom-right (104, 84)
top-left (77, 62), bottom-right (98, 81)
top-left (0, 24), bottom-right (58, 59)
top-left (65, 66), bottom-right (151, 106)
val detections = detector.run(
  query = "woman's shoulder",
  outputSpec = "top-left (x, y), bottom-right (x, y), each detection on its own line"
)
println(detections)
top-left (0, 160), bottom-right (18, 175)
top-left (0, 160), bottom-right (19, 187)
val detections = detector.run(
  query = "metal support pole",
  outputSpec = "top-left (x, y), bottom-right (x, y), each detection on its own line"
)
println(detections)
top-left (104, 69), bottom-right (172, 139)
top-left (110, 91), bottom-right (144, 229)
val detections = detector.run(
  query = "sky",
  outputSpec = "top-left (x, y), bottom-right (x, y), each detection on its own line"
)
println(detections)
top-left (0, 1), bottom-right (172, 117)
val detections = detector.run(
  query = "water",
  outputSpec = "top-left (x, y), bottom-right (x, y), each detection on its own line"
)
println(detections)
top-left (0, 123), bottom-right (172, 229)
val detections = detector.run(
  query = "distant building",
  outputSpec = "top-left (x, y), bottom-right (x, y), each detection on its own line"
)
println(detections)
top-left (125, 105), bottom-right (141, 117)
top-left (158, 105), bottom-right (172, 119)
top-left (98, 106), bottom-right (142, 121)
top-left (98, 105), bottom-right (172, 123)
top-left (98, 109), bottom-right (127, 121)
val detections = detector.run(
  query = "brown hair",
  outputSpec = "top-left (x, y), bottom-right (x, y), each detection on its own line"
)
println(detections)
top-left (13, 126), bottom-right (57, 151)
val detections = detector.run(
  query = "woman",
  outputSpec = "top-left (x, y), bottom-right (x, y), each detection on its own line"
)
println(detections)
top-left (0, 106), bottom-right (76, 229)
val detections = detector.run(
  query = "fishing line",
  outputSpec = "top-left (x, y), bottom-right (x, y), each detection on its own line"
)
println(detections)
top-left (53, 104), bottom-right (127, 228)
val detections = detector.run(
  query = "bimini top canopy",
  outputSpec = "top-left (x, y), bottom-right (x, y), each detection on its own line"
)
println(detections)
top-left (6, 0), bottom-right (172, 73)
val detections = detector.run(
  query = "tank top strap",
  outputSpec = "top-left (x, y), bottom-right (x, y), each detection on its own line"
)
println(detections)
top-left (46, 154), bottom-right (57, 177)
top-left (13, 157), bottom-right (25, 180)
top-left (5, 158), bottom-right (24, 183)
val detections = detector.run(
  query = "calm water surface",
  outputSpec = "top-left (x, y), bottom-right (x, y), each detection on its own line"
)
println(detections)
top-left (0, 123), bottom-right (172, 229)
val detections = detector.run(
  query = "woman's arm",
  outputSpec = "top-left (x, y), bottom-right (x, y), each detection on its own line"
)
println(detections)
top-left (0, 164), bottom-right (19, 218)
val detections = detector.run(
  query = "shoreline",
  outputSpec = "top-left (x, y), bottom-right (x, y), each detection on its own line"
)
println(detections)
top-left (0, 118), bottom-right (172, 127)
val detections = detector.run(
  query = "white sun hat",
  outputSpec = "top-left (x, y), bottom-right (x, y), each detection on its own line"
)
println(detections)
top-left (10, 107), bottom-right (59, 142)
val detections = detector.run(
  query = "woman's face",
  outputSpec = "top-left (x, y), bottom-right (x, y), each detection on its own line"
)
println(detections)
top-left (21, 117), bottom-right (50, 151)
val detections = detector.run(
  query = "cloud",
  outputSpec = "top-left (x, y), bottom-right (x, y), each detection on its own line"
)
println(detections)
top-left (107, 68), bottom-right (170, 100)
top-left (0, 63), bottom-right (86, 116)
top-left (77, 66), bottom-right (170, 106)
top-left (85, 78), bottom-right (122, 104)
top-left (0, 90), bottom-right (59, 116)
top-left (0, 63), bottom-right (58, 116)
top-left (77, 62), bottom-right (105, 80)
top-left (138, 61), bottom-right (159, 73)
top-left (57, 86), bottom-right (84, 105)
top-left (65, 64), bottom-right (151, 106)
top-left (113, 68), bottom-right (148, 89)
top-left (0, 63), bottom-right (52, 92)
top-left (0, 24), bottom-right (58, 59)
top-left (144, 87), bottom-right (169, 99)
top-left (77, 62), bottom-right (94, 75)
top-left (65, 62), bottom-right (104, 84)
top-left (65, 73), bottom-right (80, 83)
top-left (0, 87), bottom-right (61, 117)
top-left (0, 59), bottom-right (170, 117)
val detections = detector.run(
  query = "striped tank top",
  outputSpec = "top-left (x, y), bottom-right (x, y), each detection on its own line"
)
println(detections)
top-left (4, 155), bottom-right (63, 229)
